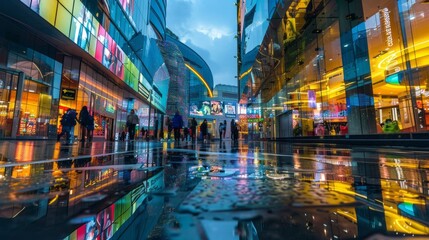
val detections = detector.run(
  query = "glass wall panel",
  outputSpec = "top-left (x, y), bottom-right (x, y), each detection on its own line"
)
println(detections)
top-left (362, 0), bottom-right (429, 133)
top-left (7, 48), bottom-right (59, 138)
top-left (0, 71), bottom-right (18, 137)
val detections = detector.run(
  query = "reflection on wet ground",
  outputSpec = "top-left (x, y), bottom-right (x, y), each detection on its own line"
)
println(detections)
top-left (149, 141), bottom-right (429, 240)
top-left (1, 140), bottom-right (429, 239)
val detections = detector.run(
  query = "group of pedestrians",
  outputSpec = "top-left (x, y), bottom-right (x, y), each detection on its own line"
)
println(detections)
top-left (58, 107), bottom-right (241, 145)
top-left (198, 118), bottom-right (240, 143)
top-left (57, 106), bottom-right (94, 143)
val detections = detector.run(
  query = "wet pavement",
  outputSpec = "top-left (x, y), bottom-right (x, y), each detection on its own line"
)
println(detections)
top-left (1, 139), bottom-right (429, 239)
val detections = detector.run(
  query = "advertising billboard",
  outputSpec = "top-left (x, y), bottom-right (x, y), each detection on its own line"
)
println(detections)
top-left (224, 102), bottom-right (236, 118)
top-left (19, 0), bottom-right (160, 107)
top-left (238, 104), bottom-right (247, 115)
top-left (210, 101), bottom-right (223, 116)
top-left (190, 101), bottom-right (211, 116)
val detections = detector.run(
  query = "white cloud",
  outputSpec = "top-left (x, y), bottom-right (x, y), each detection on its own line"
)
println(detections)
top-left (195, 26), bottom-right (233, 40)
top-left (167, 0), bottom-right (237, 86)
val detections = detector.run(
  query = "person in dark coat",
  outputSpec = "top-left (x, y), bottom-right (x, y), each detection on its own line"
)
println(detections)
top-left (230, 119), bottom-right (236, 141)
top-left (78, 106), bottom-right (90, 142)
top-left (200, 119), bottom-right (208, 143)
top-left (190, 117), bottom-right (197, 141)
top-left (57, 109), bottom-right (76, 142)
top-left (126, 109), bottom-right (139, 140)
top-left (172, 111), bottom-right (184, 142)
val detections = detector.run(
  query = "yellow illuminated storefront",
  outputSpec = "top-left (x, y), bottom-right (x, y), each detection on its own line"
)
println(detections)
top-left (259, 0), bottom-right (429, 137)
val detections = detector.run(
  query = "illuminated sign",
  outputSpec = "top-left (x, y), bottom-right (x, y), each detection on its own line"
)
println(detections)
top-left (224, 102), bottom-right (236, 118)
top-left (19, 0), bottom-right (166, 110)
top-left (385, 73), bottom-right (402, 85)
top-left (61, 88), bottom-right (76, 100)
top-left (210, 101), bottom-right (223, 116)
top-left (105, 103), bottom-right (116, 113)
top-left (190, 101), bottom-right (211, 116)
top-left (380, 8), bottom-right (393, 48)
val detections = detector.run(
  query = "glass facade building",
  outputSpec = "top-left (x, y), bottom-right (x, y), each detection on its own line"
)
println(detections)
top-left (164, 30), bottom-right (218, 136)
top-left (0, 0), bottom-right (169, 139)
top-left (238, 0), bottom-right (429, 138)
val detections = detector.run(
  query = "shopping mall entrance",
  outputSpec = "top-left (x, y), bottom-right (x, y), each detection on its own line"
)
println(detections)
top-left (0, 69), bottom-right (20, 138)
top-left (0, 68), bottom-right (56, 139)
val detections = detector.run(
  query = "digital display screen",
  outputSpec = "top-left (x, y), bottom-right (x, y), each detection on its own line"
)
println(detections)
top-left (20, 0), bottom-right (155, 104)
top-left (224, 102), bottom-right (236, 118)
top-left (190, 101), bottom-right (211, 116)
top-left (70, 5), bottom-right (96, 52)
top-left (210, 101), bottom-right (223, 116)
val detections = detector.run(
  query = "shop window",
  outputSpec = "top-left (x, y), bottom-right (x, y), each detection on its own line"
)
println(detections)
top-left (0, 71), bottom-right (18, 137)
top-left (18, 80), bottom-right (51, 136)
top-left (363, 1), bottom-right (429, 133)
top-left (7, 49), bottom-right (59, 138)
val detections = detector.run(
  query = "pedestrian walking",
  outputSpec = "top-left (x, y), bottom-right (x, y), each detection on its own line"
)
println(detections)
top-left (172, 111), bottom-right (184, 142)
top-left (184, 127), bottom-right (189, 141)
top-left (190, 117), bottom-right (197, 141)
top-left (78, 106), bottom-right (91, 142)
top-left (234, 123), bottom-right (240, 142)
top-left (200, 119), bottom-right (208, 143)
top-left (57, 109), bottom-right (77, 143)
top-left (126, 109), bottom-right (139, 140)
top-left (230, 119), bottom-right (236, 141)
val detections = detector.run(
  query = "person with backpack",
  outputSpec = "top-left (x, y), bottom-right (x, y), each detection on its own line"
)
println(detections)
top-left (57, 109), bottom-right (77, 142)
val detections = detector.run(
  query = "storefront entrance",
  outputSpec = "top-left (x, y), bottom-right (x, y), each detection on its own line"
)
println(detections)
top-left (0, 69), bottom-right (19, 138)
top-left (93, 115), bottom-right (114, 141)
top-left (0, 68), bottom-right (55, 139)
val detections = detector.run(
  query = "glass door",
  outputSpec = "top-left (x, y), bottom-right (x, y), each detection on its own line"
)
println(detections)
top-left (0, 70), bottom-right (18, 137)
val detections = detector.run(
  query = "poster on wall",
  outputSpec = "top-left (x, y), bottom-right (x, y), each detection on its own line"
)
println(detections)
top-left (224, 102), bottom-right (236, 118)
top-left (238, 104), bottom-right (247, 115)
top-left (210, 101), bottom-right (223, 116)
top-left (190, 101), bottom-right (211, 116)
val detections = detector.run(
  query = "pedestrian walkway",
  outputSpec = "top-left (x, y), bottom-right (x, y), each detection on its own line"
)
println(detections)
top-left (1, 140), bottom-right (429, 239)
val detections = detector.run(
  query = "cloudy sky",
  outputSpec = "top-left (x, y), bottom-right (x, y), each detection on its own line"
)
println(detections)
top-left (166, 0), bottom-right (237, 87)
